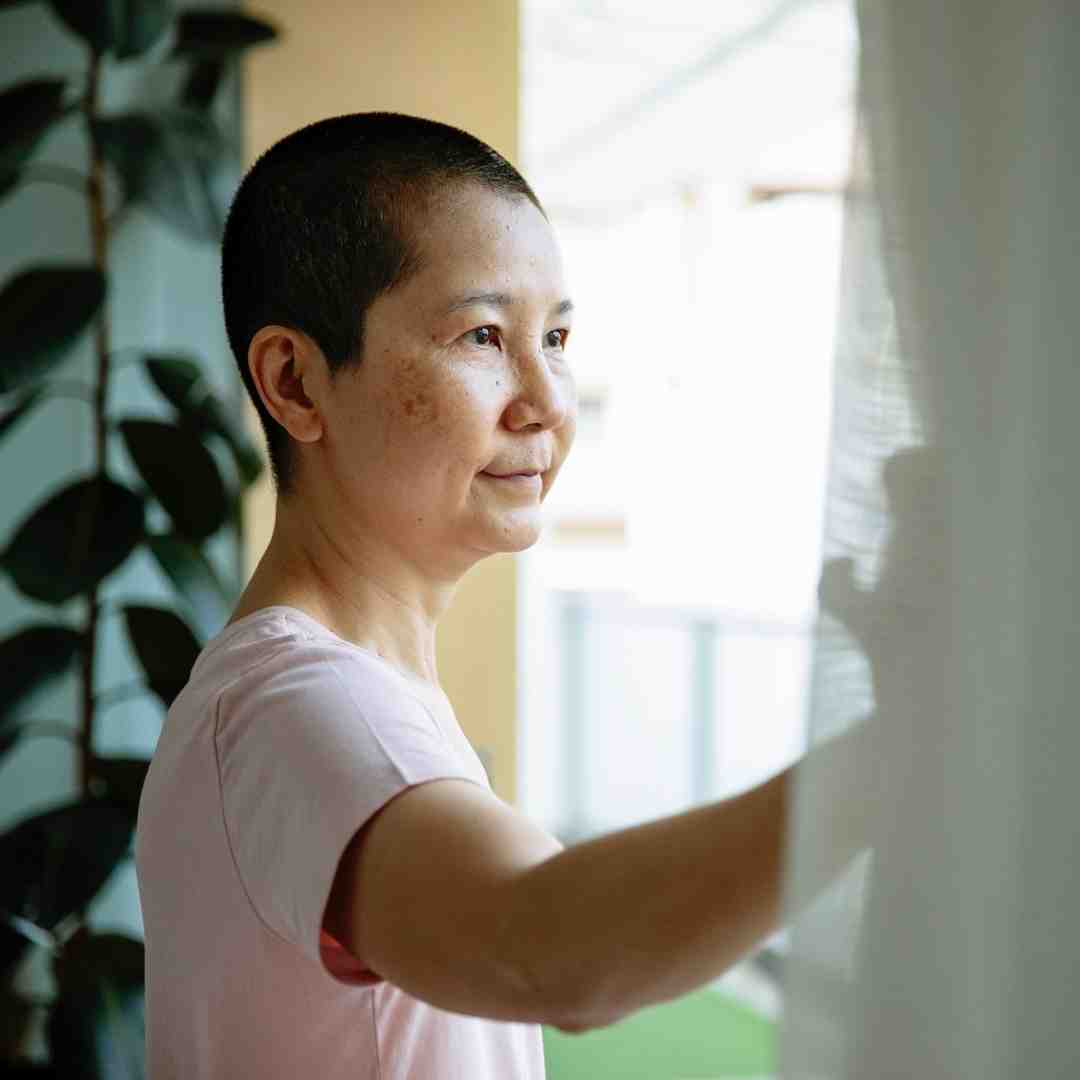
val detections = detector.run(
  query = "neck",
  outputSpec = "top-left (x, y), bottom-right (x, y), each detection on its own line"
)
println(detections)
top-left (231, 493), bottom-right (462, 693)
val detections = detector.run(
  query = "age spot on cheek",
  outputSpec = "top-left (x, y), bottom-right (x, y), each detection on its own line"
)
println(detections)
top-left (397, 390), bottom-right (441, 426)
top-left (393, 368), bottom-right (434, 422)
top-left (391, 355), bottom-right (441, 425)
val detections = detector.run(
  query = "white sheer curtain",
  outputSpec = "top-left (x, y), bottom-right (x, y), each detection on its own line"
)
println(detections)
top-left (779, 3), bottom-right (1080, 1077)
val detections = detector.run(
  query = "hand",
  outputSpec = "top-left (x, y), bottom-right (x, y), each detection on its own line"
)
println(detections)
top-left (817, 446), bottom-right (945, 719)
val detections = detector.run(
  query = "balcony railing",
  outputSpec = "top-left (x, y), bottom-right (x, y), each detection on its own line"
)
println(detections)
top-left (552, 589), bottom-right (812, 844)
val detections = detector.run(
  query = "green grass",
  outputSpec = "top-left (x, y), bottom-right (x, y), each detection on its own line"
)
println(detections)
top-left (542, 988), bottom-right (776, 1079)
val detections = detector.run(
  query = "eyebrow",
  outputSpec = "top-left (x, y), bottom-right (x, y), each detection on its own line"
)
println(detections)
top-left (443, 291), bottom-right (574, 317)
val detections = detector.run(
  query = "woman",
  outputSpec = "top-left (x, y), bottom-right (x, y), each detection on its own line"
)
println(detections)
top-left (135, 112), bottom-right (865, 1079)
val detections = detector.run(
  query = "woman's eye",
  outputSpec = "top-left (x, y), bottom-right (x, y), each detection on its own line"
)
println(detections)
top-left (469, 326), bottom-right (498, 347)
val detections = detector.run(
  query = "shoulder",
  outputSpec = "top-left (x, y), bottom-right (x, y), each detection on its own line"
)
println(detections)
top-left (209, 608), bottom-right (433, 724)
top-left (208, 611), bottom-right (472, 800)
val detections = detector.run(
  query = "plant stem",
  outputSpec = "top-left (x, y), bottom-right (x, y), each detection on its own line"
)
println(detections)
top-left (80, 46), bottom-right (110, 799)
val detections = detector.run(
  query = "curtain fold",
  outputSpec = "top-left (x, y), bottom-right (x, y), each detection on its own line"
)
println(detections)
top-left (779, 3), bottom-right (1080, 1077)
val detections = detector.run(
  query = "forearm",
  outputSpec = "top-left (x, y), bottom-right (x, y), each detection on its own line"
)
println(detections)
top-left (503, 723), bottom-right (872, 1031)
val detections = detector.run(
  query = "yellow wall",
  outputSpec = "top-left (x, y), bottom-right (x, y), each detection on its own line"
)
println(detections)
top-left (241, 0), bottom-right (522, 802)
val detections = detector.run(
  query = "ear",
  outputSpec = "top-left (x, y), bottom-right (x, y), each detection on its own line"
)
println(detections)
top-left (247, 326), bottom-right (325, 445)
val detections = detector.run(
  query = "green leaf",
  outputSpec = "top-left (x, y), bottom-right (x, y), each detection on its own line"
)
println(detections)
top-left (0, 78), bottom-right (67, 174)
top-left (1, 475), bottom-right (144, 604)
top-left (88, 755), bottom-right (151, 814)
top-left (118, 417), bottom-right (228, 539)
top-left (0, 723), bottom-right (25, 761)
top-left (0, 800), bottom-right (134, 932)
top-left (49, 931), bottom-right (145, 1080)
top-left (0, 386), bottom-right (45, 441)
top-left (0, 982), bottom-right (47, 1069)
top-left (0, 624), bottom-right (82, 724)
top-left (0, 1062), bottom-right (61, 1078)
top-left (0, 265), bottom-right (106, 393)
top-left (0, 78), bottom-right (71, 199)
top-left (93, 109), bottom-right (231, 243)
top-left (144, 354), bottom-right (263, 485)
top-left (0, 166), bottom-right (18, 200)
top-left (146, 531), bottom-right (231, 639)
top-left (0, 925), bottom-right (30, 984)
top-left (180, 56), bottom-right (225, 109)
top-left (122, 604), bottom-right (200, 706)
top-left (48, 0), bottom-right (173, 59)
top-left (172, 9), bottom-right (277, 57)
top-left (143, 352), bottom-right (223, 424)
top-left (231, 440), bottom-right (263, 487)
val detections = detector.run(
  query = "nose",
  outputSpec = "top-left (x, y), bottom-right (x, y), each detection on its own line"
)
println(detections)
top-left (502, 344), bottom-right (575, 433)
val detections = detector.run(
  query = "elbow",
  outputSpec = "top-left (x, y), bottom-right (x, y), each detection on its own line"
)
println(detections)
top-left (509, 944), bottom-right (631, 1034)
top-left (545, 980), bottom-right (629, 1034)
top-left (495, 868), bottom-right (632, 1034)
top-left (549, 1005), bottom-right (625, 1035)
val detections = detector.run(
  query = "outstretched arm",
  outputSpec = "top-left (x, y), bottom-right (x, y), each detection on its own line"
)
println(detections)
top-left (323, 721), bottom-right (872, 1032)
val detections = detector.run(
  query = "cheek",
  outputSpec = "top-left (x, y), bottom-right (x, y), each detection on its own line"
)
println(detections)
top-left (396, 391), bottom-right (438, 425)
top-left (386, 361), bottom-right (496, 465)
top-left (389, 355), bottom-right (442, 427)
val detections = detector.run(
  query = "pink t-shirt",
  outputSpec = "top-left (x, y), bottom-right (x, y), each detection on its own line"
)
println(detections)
top-left (135, 605), bottom-right (545, 1079)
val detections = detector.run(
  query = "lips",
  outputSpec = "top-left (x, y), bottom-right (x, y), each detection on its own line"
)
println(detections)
top-left (480, 470), bottom-right (544, 493)
top-left (482, 460), bottom-right (548, 477)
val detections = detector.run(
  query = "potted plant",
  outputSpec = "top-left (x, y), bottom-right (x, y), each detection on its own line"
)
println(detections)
top-left (0, 3), bottom-right (277, 1072)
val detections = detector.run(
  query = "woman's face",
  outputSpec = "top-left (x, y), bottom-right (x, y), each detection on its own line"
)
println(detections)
top-left (312, 183), bottom-right (577, 574)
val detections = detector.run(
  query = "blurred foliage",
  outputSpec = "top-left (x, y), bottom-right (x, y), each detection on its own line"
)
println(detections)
top-left (0, 1), bottom-right (277, 1072)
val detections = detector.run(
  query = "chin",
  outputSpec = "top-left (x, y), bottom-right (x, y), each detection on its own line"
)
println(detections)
top-left (480, 514), bottom-right (544, 555)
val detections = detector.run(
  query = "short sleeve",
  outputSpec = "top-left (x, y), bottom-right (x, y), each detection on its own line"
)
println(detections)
top-left (214, 639), bottom-right (481, 982)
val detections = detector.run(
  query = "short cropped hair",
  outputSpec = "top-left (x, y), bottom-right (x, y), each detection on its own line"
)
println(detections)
top-left (221, 112), bottom-right (544, 493)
